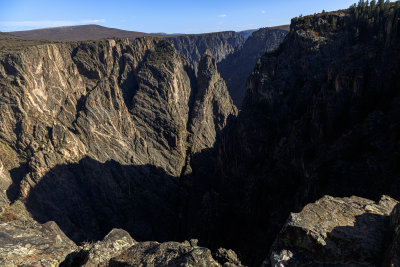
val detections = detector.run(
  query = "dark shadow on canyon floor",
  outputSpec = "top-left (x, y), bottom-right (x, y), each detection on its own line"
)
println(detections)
top-left (24, 157), bottom-right (185, 244)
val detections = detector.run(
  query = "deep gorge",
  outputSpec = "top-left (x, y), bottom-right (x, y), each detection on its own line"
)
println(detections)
top-left (0, 2), bottom-right (400, 266)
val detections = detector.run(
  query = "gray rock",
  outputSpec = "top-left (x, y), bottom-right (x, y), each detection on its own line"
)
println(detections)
top-left (0, 220), bottom-right (77, 266)
top-left (269, 195), bottom-right (398, 266)
top-left (60, 229), bottom-right (243, 267)
top-left (189, 50), bottom-right (238, 155)
top-left (214, 247), bottom-right (244, 267)
top-left (82, 228), bottom-right (136, 267)
top-left (168, 32), bottom-right (244, 73)
top-left (109, 240), bottom-right (221, 267)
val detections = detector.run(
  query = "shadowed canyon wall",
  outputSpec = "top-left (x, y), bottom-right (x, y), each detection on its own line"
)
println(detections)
top-left (185, 4), bottom-right (400, 265)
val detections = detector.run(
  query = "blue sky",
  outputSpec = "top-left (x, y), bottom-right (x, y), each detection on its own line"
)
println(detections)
top-left (0, 0), bottom-right (359, 33)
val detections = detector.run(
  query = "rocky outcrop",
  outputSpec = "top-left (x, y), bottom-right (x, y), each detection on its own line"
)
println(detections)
top-left (268, 195), bottom-right (398, 266)
top-left (82, 229), bottom-right (136, 266)
top-left (0, 35), bottom-right (236, 246)
top-left (0, 220), bottom-right (77, 266)
top-left (62, 227), bottom-right (241, 267)
top-left (0, 218), bottom-right (242, 267)
top-left (189, 3), bottom-right (400, 265)
top-left (61, 228), bottom-right (136, 266)
top-left (168, 31), bottom-right (244, 72)
top-left (218, 27), bottom-right (288, 106)
top-left (109, 239), bottom-right (221, 267)
top-left (214, 247), bottom-right (244, 267)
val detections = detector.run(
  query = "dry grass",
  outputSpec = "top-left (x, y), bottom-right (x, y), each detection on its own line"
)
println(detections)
top-left (0, 210), bottom-right (19, 222)
top-left (0, 142), bottom-right (18, 170)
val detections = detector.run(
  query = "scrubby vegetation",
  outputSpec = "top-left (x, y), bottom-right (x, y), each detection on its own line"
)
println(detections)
top-left (290, 0), bottom-right (400, 42)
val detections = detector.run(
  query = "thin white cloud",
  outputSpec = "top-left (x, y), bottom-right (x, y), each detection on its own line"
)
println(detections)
top-left (261, 10), bottom-right (266, 14)
top-left (218, 14), bottom-right (227, 18)
top-left (0, 19), bottom-right (106, 29)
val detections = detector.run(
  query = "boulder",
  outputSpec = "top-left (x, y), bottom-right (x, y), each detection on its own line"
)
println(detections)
top-left (82, 228), bottom-right (136, 266)
top-left (269, 195), bottom-right (398, 266)
top-left (109, 239), bottom-right (222, 267)
top-left (214, 247), bottom-right (244, 267)
top-left (0, 220), bottom-right (77, 266)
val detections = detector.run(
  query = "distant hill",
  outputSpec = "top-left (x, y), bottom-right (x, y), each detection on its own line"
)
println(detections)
top-left (237, 25), bottom-right (289, 39)
top-left (8, 24), bottom-right (164, 41)
top-left (0, 32), bottom-right (50, 52)
top-left (237, 29), bottom-right (259, 39)
top-left (8, 24), bottom-right (289, 42)
top-left (268, 24), bottom-right (290, 31)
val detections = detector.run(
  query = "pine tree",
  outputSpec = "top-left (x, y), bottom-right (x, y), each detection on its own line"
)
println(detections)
top-left (383, 0), bottom-right (390, 16)
top-left (370, 0), bottom-right (376, 9)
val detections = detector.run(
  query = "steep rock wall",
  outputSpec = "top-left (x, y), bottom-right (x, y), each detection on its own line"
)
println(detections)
top-left (168, 31), bottom-right (244, 72)
top-left (191, 4), bottom-right (400, 265)
top-left (0, 36), bottom-right (237, 243)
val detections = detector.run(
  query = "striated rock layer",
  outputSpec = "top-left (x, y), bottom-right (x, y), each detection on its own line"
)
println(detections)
top-left (0, 36), bottom-right (237, 245)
